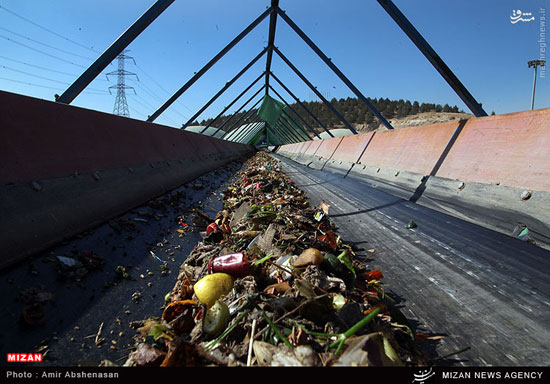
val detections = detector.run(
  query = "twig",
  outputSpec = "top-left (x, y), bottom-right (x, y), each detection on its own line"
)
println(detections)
top-left (247, 319), bottom-right (257, 366)
top-left (95, 322), bottom-right (105, 346)
top-left (116, 354), bottom-right (129, 363)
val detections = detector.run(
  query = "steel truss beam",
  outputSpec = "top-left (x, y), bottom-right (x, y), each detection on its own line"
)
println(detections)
top-left (377, 0), bottom-right (487, 117)
top-left (222, 95), bottom-right (264, 140)
top-left (279, 108), bottom-right (311, 141)
top-left (275, 116), bottom-right (305, 143)
top-left (147, 6), bottom-right (273, 122)
top-left (268, 85), bottom-right (320, 139)
top-left (274, 116), bottom-right (304, 143)
top-left (264, 0), bottom-right (279, 95)
top-left (270, 72), bottom-right (331, 137)
top-left (229, 112), bottom-right (264, 143)
top-left (181, 48), bottom-right (267, 129)
top-left (275, 5), bottom-right (393, 130)
top-left (57, 0), bottom-right (175, 105)
top-left (200, 72), bottom-right (265, 133)
top-left (214, 85), bottom-right (265, 138)
top-left (224, 100), bottom-right (264, 141)
top-left (274, 46), bottom-right (358, 135)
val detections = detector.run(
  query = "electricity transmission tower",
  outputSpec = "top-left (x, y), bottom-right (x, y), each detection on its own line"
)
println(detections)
top-left (106, 50), bottom-right (138, 117)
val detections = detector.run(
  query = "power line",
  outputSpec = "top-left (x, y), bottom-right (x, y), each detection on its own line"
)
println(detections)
top-left (127, 77), bottom-right (189, 120)
top-left (127, 94), bottom-right (180, 126)
top-left (0, 26), bottom-right (95, 61)
top-left (128, 77), bottom-right (164, 103)
top-left (0, 55), bottom-right (84, 77)
top-left (134, 62), bottom-right (194, 114)
top-left (128, 92), bottom-right (158, 111)
top-left (0, 4), bottom-right (101, 54)
top-left (2, 64), bottom-right (75, 85)
top-left (0, 34), bottom-right (88, 68)
top-left (1, 65), bottom-right (109, 93)
top-left (0, 76), bottom-right (108, 95)
top-left (0, 55), bottom-right (110, 81)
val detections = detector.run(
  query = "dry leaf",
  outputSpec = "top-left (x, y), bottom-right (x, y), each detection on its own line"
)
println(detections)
top-left (320, 201), bottom-right (330, 215)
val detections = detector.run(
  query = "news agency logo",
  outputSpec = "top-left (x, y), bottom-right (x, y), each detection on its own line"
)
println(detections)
top-left (412, 368), bottom-right (435, 384)
top-left (510, 9), bottom-right (535, 24)
top-left (6, 353), bottom-right (43, 363)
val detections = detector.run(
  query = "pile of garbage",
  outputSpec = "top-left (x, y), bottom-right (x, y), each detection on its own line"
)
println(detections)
top-left (123, 151), bottom-right (428, 367)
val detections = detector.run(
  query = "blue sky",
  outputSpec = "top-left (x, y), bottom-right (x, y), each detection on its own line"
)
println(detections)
top-left (0, 0), bottom-right (548, 128)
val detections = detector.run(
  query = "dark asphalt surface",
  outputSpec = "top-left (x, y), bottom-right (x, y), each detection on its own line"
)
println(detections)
top-left (274, 154), bottom-right (550, 366)
top-left (0, 159), bottom-right (247, 367)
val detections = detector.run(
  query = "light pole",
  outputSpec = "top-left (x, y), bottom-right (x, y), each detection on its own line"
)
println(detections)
top-left (528, 60), bottom-right (545, 110)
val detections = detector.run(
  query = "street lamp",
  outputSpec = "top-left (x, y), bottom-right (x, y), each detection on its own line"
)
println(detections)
top-left (528, 60), bottom-right (545, 110)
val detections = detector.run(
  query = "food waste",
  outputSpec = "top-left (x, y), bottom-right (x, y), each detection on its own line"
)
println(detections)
top-left (122, 151), bottom-right (430, 367)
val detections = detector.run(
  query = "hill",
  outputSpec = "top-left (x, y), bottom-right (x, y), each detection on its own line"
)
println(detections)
top-left (196, 96), bottom-right (468, 133)
top-left (373, 111), bottom-right (473, 131)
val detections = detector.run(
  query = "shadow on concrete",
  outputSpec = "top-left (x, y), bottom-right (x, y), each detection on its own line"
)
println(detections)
top-left (409, 119), bottom-right (467, 203)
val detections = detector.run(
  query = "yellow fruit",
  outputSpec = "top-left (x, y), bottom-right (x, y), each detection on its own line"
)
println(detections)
top-left (193, 273), bottom-right (234, 307)
top-left (203, 300), bottom-right (230, 336)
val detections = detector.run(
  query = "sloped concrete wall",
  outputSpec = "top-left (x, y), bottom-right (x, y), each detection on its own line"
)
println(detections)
top-left (275, 109), bottom-right (550, 248)
top-left (0, 91), bottom-right (254, 268)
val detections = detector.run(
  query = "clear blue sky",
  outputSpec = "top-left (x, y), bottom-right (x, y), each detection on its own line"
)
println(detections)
top-left (0, 0), bottom-right (548, 128)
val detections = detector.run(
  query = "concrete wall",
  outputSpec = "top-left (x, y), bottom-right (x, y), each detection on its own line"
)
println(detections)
top-left (0, 91), bottom-right (254, 268)
top-left (275, 109), bottom-right (550, 248)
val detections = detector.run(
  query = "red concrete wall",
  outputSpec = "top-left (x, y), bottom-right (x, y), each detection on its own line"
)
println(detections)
top-left (279, 143), bottom-right (297, 154)
top-left (303, 140), bottom-right (323, 156)
top-left (289, 142), bottom-right (306, 154)
top-left (332, 132), bottom-right (375, 164)
top-left (314, 137), bottom-right (343, 160)
top-left (276, 108), bottom-right (550, 192)
top-left (0, 91), bottom-right (252, 184)
top-left (357, 120), bottom-right (460, 175)
top-left (436, 109), bottom-right (550, 191)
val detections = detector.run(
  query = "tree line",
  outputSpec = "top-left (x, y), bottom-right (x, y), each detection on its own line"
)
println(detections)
top-left (196, 96), bottom-right (463, 132)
